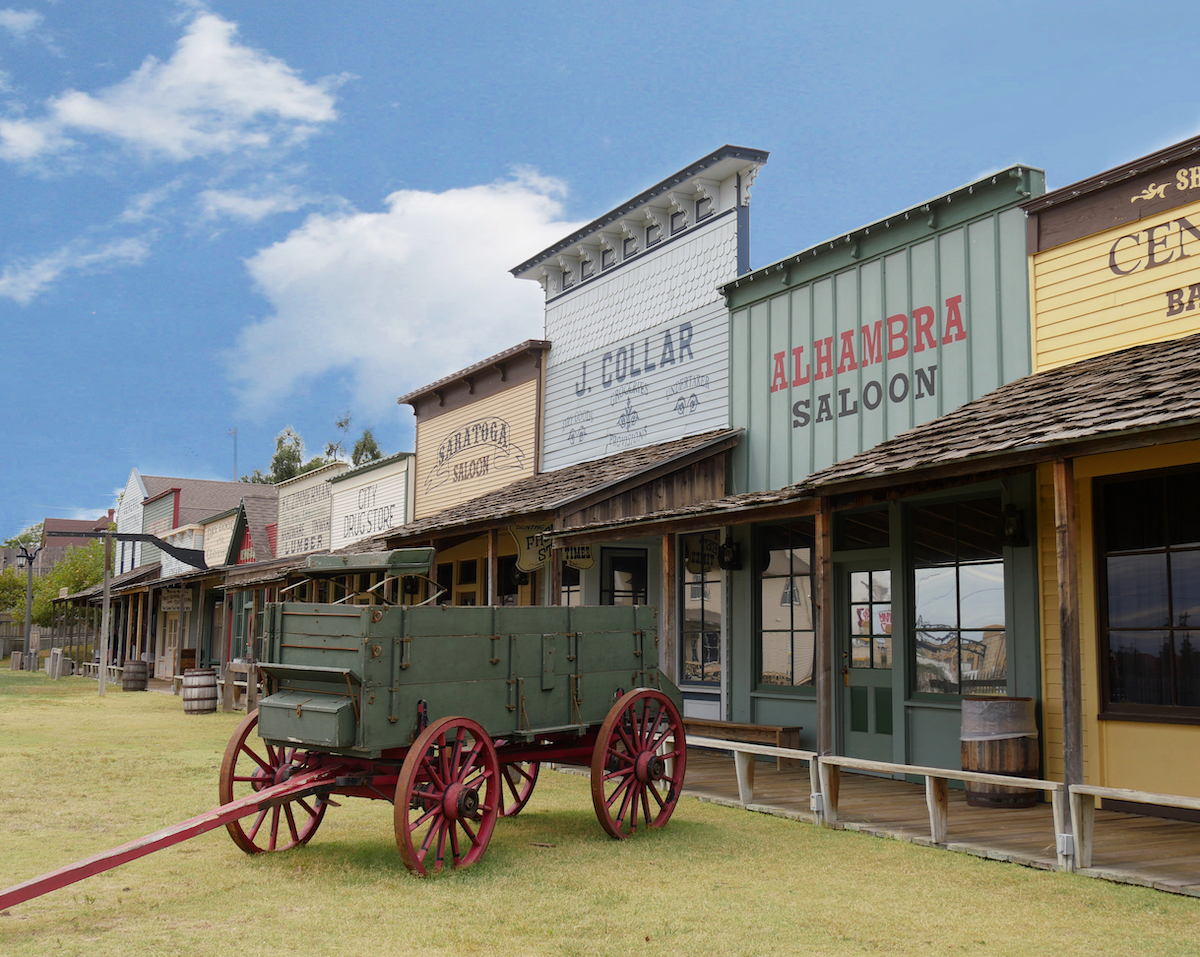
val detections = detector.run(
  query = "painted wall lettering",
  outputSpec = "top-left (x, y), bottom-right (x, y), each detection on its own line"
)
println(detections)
top-left (792, 367), bottom-right (937, 430)
top-left (426, 416), bottom-right (525, 492)
top-left (1108, 216), bottom-right (1200, 276)
top-left (770, 295), bottom-right (965, 392)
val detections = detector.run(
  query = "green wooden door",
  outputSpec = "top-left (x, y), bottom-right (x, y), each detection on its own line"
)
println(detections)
top-left (841, 565), bottom-right (895, 761)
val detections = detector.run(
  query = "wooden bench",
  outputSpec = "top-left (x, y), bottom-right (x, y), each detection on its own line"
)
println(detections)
top-left (1068, 784), bottom-right (1200, 869)
top-left (816, 754), bottom-right (1071, 869)
top-left (683, 719), bottom-right (803, 771)
top-left (220, 661), bottom-right (262, 713)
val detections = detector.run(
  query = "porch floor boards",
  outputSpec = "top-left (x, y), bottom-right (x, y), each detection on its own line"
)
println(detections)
top-left (681, 748), bottom-right (1200, 897)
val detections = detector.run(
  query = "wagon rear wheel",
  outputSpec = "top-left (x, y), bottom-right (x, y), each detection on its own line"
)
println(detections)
top-left (498, 760), bottom-right (540, 817)
top-left (590, 688), bottom-right (686, 839)
top-left (394, 716), bottom-right (500, 876)
top-left (219, 709), bottom-right (327, 854)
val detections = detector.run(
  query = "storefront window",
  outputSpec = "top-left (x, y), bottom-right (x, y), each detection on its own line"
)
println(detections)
top-left (560, 563), bottom-right (581, 606)
top-left (912, 498), bottom-right (1007, 695)
top-left (681, 531), bottom-right (722, 685)
top-left (601, 548), bottom-right (647, 605)
top-left (758, 522), bottom-right (815, 688)
top-left (1099, 468), bottom-right (1200, 716)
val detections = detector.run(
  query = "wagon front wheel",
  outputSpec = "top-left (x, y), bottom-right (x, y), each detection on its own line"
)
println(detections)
top-left (394, 716), bottom-right (500, 876)
top-left (590, 688), bottom-right (686, 839)
top-left (219, 709), bottom-right (327, 854)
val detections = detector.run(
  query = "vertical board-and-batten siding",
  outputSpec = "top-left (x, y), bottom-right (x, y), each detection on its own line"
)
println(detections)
top-left (414, 378), bottom-right (539, 520)
top-left (330, 459), bottom-right (411, 552)
top-left (541, 216), bottom-right (738, 472)
top-left (730, 206), bottom-right (1030, 492)
top-left (1031, 195), bottom-right (1200, 372)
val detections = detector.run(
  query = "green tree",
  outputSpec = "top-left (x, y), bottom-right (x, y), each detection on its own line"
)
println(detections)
top-left (3, 521), bottom-right (43, 548)
top-left (3, 541), bottom-right (108, 626)
top-left (351, 429), bottom-right (384, 466)
top-left (324, 410), bottom-right (353, 461)
top-left (242, 426), bottom-right (336, 484)
top-left (0, 564), bottom-right (25, 615)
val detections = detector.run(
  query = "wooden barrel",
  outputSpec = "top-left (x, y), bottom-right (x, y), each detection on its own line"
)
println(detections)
top-left (961, 696), bottom-right (1039, 808)
top-left (182, 668), bottom-right (218, 715)
top-left (121, 659), bottom-right (148, 691)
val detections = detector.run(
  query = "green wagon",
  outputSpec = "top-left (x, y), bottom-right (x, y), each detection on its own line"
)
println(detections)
top-left (220, 548), bottom-right (688, 875)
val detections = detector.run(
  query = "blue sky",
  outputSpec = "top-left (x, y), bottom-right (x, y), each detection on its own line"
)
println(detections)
top-left (1, 0), bottom-right (1195, 539)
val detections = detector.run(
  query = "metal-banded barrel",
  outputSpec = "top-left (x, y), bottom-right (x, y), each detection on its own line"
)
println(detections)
top-left (960, 696), bottom-right (1039, 808)
top-left (122, 660), bottom-right (148, 691)
top-left (182, 668), bottom-right (218, 715)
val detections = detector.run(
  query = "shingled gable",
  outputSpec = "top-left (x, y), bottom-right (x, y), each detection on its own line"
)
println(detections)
top-left (222, 490), bottom-right (280, 566)
top-left (802, 330), bottom-right (1200, 494)
top-left (140, 475), bottom-right (262, 527)
top-left (335, 428), bottom-right (741, 553)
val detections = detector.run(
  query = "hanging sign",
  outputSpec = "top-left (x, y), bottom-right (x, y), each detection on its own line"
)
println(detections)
top-left (563, 545), bottom-right (595, 570)
top-left (160, 591), bottom-right (192, 613)
top-left (509, 525), bottom-right (596, 572)
top-left (511, 524), bottom-right (552, 572)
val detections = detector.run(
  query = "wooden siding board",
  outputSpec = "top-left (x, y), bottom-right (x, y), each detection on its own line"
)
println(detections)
top-left (1031, 196), bottom-right (1200, 371)
top-left (415, 379), bottom-right (537, 519)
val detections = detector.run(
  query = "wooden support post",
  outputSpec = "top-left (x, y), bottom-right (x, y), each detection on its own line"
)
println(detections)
top-left (487, 528), bottom-right (499, 607)
top-left (733, 751), bottom-right (755, 805)
top-left (661, 532), bottom-right (677, 685)
top-left (1070, 789), bottom-right (1096, 869)
top-left (1053, 788), bottom-right (1075, 870)
top-left (1054, 458), bottom-right (1083, 789)
top-left (551, 547), bottom-right (562, 606)
top-left (98, 533), bottom-right (112, 697)
top-left (817, 760), bottom-right (840, 825)
top-left (925, 776), bottom-right (949, 844)
top-left (814, 498), bottom-right (834, 755)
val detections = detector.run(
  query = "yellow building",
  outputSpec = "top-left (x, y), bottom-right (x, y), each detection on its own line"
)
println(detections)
top-left (1024, 137), bottom-right (1200, 804)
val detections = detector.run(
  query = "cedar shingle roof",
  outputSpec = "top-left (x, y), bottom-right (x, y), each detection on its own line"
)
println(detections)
top-left (557, 332), bottom-right (1200, 535)
top-left (804, 331), bottom-right (1200, 490)
top-left (140, 476), bottom-right (273, 527)
top-left (337, 429), bottom-right (740, 552)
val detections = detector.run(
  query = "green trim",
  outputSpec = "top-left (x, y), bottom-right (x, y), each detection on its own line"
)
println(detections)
top-left (723, 166), bottom-right (1045, 310)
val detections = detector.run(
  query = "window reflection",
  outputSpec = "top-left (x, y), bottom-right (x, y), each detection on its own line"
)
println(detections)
top-left (758, 522), bottom-right (815, 687)
top-left (912, 498), bottom-right (1007, 696)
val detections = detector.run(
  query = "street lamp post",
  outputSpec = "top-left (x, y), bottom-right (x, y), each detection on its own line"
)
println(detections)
top-left (17, 544), bottom-right (42, 670)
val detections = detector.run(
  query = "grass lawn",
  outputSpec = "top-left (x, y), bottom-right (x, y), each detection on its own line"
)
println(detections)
top-left (1, 669), bottom-right (1198, 957)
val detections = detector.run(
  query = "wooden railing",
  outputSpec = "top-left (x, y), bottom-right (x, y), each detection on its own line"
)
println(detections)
top-left (684, 737), bottom-right (1073, 870)
top-left (1069, 785), bottom-right (1200, 869)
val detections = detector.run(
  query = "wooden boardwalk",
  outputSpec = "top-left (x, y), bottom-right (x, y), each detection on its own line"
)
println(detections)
top-left (682, 748), bottom-right (1200, 898)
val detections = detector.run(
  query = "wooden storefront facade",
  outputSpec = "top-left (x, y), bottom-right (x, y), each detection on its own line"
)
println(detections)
top-left (1023, 136), bottom-right (1200, 803)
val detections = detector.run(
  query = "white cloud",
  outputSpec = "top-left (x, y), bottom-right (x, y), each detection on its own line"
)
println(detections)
top-left (227, 172), bottom-right (582, 417)
top-left (199, 186), bottom-right (313, 222)
top-left (0, 9), bottom-right (41, 40)
top-left (0, 12), bottom-right (342, 164)
top-left (0, 235), bottom-right (152, 304)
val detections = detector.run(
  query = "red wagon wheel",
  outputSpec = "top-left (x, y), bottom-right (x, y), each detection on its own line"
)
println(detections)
top-left (590, 688), bottom-right (686, 839)
top-left (498, 760), bottom-right (540, 817)
top-left (394, 716), bottom-right (500, 876)
top-left (219, 709), bottom-right (327, 854)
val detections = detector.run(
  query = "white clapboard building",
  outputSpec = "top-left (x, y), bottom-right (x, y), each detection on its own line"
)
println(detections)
top-left (511, 145), bottom-right (769, 473)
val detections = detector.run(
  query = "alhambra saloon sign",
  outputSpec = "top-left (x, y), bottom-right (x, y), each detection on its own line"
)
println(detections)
top-left (773, 294), bottom-right (966, 429)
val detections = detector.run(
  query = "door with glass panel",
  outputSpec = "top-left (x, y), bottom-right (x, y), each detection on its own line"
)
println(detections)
top-left (842, 565), bottom-right (894, 761)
